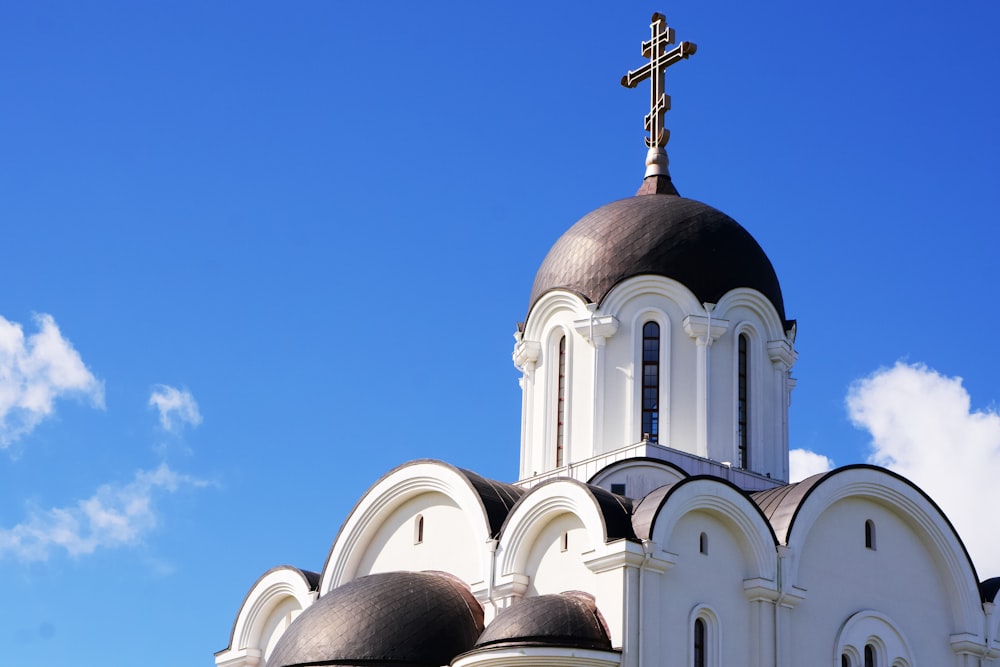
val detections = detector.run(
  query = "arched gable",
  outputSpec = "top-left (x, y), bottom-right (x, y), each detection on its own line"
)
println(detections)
top-left (632, 476), bottom-right (778, 583)
top-left (522, 290), bottom-right (589, 342)
top-left (216, 566), bottom-right (319, 667)
top-left (495, 478), bottom-right (634, 581)
top-left (599, 275), bottom-right (702, 317)
top-left (713, 288), bottom-right (787, 342)
top-left (765, 465), bottom-right (982, 632)
top-left (588, 457), bottom-right (688, 501)
top-left (320, 460), bottom-right (522, 594)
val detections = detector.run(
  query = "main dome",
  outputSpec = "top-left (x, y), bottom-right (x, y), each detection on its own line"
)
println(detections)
top-left (528, 194), bottom-right (785, 321)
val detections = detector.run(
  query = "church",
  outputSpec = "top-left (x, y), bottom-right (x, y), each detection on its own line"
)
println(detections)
top-left (215, 14), bottom-right (1000, 667)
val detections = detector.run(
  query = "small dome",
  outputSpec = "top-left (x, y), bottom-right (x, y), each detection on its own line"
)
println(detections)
top-left (528, 194), bottom-right (785, 321)
top-left (267, 571), bottom-right (484, 667)
top-left (473, 593), bottom-right (612, 651)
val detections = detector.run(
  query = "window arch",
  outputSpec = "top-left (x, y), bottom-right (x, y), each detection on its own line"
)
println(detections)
top-left (737, 332), bottom-right (750, 469)
top-left (699, 532), bottom-right (708, 555)
top-left (865, 519), bottom-right (876, 550)
top-left (414, 515), bottom-right (424, 544)
top-left (693, 617), bottom-right (706, 667)
top-left (834, 611), bottom-right (911, 667)
top-left (688, 605), bottom-right (719, 667)
top-left (555, 334), bottom-right (567, 467)
top-left (641, 321), bottom-right (660, 442)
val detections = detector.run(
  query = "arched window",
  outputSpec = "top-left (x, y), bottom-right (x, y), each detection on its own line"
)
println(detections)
top-left (864, 644), bottom-right (876, 667)
top-left (641, 321), bottom-right (660, 442)
top-left (842, 655), bottom-right (852, 667)
top-left (414, 515), bottom-right (424, 544)
top-left (699, 532), bottom-right (708, 555)
top-left (865, 519), bottom-right (876, 550)
top-left (693, 617), bottom-right (706, 667)
top-left (556, 335), bottom-right (567, 467)
top-left (737, 332), bottom-right (749, 469)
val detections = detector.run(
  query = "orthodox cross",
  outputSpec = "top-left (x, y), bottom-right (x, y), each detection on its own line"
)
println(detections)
top-left (621, 13), bottom-right (697, 148)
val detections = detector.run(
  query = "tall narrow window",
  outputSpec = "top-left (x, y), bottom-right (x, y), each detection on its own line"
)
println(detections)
top-left (641, 322), bottom-right (660, 442)
top-left (842, 655), bottom-right (851, 667)
top-left (737, 333), bottom-right (749, 469)
top-left (864, 645), bottom-right (875, 667)
top-left (699, 532), bottom-right (709, 555)
top-left (865, 520), bottom-right (876, 550)
top-left (556, 335), bottom-right (567, 467)
top-left (414, 515), bottom-right (424, 544)
top-left (693, 617), bottom-right (706, 667)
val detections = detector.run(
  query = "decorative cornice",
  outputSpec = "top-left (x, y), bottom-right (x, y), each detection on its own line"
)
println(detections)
top-left (766, 339), bottom-right (797, 369)
top-left (573, 314), bottom-right (620, 346)
top-left (682, 314), bottom-right (729, 345)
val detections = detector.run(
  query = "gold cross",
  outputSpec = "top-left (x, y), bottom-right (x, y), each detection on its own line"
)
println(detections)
top-left (621, 13), bottom-right (697, 148)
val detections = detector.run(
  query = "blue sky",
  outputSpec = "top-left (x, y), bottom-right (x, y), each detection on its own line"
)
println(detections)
top-left (2, 2), bottom-right (999, 665)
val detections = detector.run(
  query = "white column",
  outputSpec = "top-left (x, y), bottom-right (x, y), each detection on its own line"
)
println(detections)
top-left (767, 340), bottom-right (796, 482)
top-left (513, 336), bottom-right (540, 480)
top-left (683, 311), bottom-right (729, 458)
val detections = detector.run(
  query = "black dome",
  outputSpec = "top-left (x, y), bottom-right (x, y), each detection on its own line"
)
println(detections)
top-left (472, 593), bottom-right (612, 651)
top-left (528, 194), bottom-right (785, 321)
top-left (267, 571), bottom-right (484, 667)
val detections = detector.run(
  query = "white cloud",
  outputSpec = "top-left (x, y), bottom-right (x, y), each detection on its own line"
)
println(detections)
top-left (0, 463), bottom-right (208, 562)
top-left (149, 385), bottom-right (202, 432)
top-left (789, 448), bottom-right (834, 482)
top-left (0, 313), bottom-right (104, 447)
top-left (847, 361), bottom-right (1000, 577)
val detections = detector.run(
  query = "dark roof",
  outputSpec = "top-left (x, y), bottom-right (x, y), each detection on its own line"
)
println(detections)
top-left (981, 577), bottom-right (1000, 603)
top-left (457, 467), bottom-right (525, 537)
top-left (267, 571), bottom-right (484, 667)
top-left (749, 476), bottom-right (823, 545)
top-left (500, 478), bottom-right (635, 543)
top-left (471, 593), bottom-right (613, 651)
top-left (630, 483), bottom-right (681, 541)
top-left (528, 194), bottom-right (785, 321)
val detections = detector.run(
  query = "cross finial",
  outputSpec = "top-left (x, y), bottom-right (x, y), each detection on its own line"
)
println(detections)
top-left (621, 13), bottom-right (696, 181)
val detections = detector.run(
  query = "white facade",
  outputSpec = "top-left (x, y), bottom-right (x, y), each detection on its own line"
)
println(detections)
top-left (514, 277), bottom-right (796, 488)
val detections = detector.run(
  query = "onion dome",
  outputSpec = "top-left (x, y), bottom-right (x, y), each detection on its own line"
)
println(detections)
top-left (267, 571), bottom-right (485, 667)
top-left (472, 592), bottom-right (612, 651)
top-left (528, 194), bottom-right (785, 322)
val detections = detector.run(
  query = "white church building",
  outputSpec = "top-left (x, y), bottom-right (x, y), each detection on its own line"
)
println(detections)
top-left (215, 13), bottom-right (1000, 667)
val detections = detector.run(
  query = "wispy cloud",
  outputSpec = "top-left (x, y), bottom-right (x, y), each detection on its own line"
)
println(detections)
top-left (848, 361), bottom-right (1000, 577)
top-left (789, 448), bottom-right (834, 482)
top-left (0, 464), bottom-right (208, 562)
top-left (149, 385), bottom-right (202, 432)
top-left (0, 313), bottom-right (104, 447)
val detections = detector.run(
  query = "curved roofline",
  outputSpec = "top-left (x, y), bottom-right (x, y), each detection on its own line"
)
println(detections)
top-left (497, 476), bottom-right (636, 544)
top-left (320, 459), bottom-right (524, 583)
top-left (631, 475), bottom-right (778, 545)
top-left (216, 565), bottom-right (319, 656)
top-left (766, 464), bottom-right (980, 585)
top-left (527, 194), bottom-right (786, 321)
top-left (587, 456), bottom-right (690, 490)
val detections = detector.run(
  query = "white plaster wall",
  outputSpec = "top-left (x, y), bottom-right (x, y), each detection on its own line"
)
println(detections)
top-left (522, 512), bottom-right (595, 597)
top-left (600, 290), bottom-right (696, 454)
top-left (650, 510), bottom-right (757, 666)
top-left (354, 491), bottom-right (481, 584)
top-left (260, 597), bottom-right (302, 665)
top-left (789, 498), bottom-right (957, 664)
